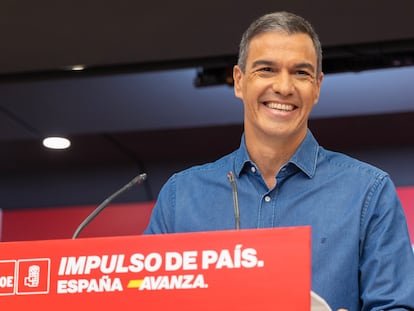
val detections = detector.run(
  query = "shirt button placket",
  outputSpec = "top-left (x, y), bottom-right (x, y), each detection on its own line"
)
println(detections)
top-left (259, 194), bottom-right (273, 228)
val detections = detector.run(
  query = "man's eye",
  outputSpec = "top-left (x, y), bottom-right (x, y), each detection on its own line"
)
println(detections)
top-left (258, 67), bottom-right (273, 72)
top-left (296, 70), bottom-right (310, 76)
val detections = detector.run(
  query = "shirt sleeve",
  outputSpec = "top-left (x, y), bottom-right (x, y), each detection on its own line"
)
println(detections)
top-left (359, 175), bottom-right (414, 310)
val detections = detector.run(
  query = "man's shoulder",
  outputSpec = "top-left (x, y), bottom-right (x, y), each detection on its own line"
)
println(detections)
top-left (174, 150), bottom-right (238, 178)
top-left (319, 147), bottom-right (388, 179)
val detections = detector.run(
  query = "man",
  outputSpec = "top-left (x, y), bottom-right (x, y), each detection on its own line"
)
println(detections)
top-left (144, 11), bottom-right (414, 310)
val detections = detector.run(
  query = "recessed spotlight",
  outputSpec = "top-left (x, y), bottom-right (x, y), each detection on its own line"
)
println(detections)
top-left (71, 65), bottom-right (85, 71)
top-left (42, 137), bottom-right (71, 150)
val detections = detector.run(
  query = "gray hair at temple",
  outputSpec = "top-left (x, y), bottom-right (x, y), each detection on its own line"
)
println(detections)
top-left (237, 11), bottom-right (323, 78)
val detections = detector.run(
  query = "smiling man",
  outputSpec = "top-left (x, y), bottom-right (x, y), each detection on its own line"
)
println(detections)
top-left (144, 12), bottom-right (414, 311)
top-left (233, 30), bottom-right (323, 189)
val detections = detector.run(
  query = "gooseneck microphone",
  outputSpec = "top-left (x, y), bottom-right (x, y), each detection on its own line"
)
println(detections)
top-left (227, 172), bottom-right (241, 230)
top-left (72, 173), bottom-right (147, 239)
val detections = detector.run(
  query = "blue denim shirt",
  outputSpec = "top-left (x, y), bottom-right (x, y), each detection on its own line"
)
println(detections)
top-left (145, 130), bottom-right (414, 311)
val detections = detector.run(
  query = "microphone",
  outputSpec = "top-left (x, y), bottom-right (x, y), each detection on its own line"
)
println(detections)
top-left (227, 172), bottom-right (241, 230)
top-left (72, 173), bottom-right (147, 239)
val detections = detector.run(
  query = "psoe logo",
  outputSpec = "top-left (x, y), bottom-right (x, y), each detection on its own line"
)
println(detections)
top-left (16, 258), bottom-right (50, 295)
top-left (0, 260), bottom-right (16, 296)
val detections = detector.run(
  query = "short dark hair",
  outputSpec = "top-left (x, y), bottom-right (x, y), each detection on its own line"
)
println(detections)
top-left (237, 11), bottom-right (322, 77)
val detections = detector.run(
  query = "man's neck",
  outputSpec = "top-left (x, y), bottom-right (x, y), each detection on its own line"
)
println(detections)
top-left (245, 130), bottom-right (305, 189)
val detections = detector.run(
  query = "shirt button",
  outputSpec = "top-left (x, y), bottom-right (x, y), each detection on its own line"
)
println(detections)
top-left (250, 166), bottom-right (257, 173)
top-left (264, 196), bottom-right (271, 202)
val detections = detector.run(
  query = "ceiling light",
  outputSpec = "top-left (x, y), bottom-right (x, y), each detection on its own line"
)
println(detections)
top-left (71, 65), bottom-right (85, 71)
top-left (42, 137), bottom-right (71, 150)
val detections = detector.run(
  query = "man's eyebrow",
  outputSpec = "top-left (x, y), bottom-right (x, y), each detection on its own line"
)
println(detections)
top-left (251, 60), bottom-right (275, 68)
top-left (294, 62), bottom-right (315, 72)
top-left (251, 60), bottom-right (316, 72)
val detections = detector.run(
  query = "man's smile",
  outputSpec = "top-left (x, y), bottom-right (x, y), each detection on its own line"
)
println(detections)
top-left (264, 101), bottom-right (296, 112)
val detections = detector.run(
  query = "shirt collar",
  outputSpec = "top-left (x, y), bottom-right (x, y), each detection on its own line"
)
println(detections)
top-left (289, 130), bottom-right (319, 178)
top-left (234, 134), bottom-right (251, 177)
top-left (234, 130), bottom-right (319, 179)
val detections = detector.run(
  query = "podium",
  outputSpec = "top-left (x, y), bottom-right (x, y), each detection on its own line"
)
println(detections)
top-left (0, 227), bottom-right (311, 310)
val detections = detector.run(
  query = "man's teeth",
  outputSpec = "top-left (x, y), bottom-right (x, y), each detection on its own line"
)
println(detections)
top-left (266, 102), bottom-right (294, 111)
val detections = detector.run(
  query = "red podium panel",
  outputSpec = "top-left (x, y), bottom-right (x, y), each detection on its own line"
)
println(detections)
top-left (0, 227), bottom-right (311, 310)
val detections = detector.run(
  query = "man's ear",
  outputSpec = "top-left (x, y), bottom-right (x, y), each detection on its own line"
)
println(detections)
top-left (313, 72), bottom-right (324, 105)
top-left (233, 65), bottom-right (244, 99)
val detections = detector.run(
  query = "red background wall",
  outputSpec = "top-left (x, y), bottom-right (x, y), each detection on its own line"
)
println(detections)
top-left (396, 187), bottom-right (414, 244)
top-left (0, 202), bottom-right (155, 242)
top-left (1, 187), bottom-right (413, 243)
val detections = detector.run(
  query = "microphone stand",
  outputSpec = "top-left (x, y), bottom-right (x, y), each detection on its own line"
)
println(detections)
top-left (72, 173), bottom-right (147, 239)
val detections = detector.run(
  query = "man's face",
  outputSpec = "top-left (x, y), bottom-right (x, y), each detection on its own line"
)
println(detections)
top-left (233, 32), bottom-right (323, 144)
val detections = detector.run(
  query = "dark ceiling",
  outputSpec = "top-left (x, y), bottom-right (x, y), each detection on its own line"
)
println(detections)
top-left (1, 0), bottom-right (414, 187)
top-left (2, 0), bottom-right (414, 75)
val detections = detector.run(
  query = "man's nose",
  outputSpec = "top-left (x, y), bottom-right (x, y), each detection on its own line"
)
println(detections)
top-left (271, 71), bottom-right (294, 96)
